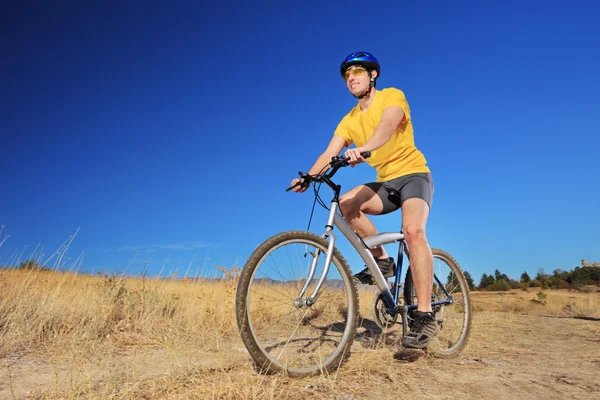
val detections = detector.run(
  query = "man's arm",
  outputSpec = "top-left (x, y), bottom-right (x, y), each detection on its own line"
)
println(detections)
top-left (345, 106), bottom-right (405, 165)
top-left (307, 135), bottom-right (347, 175)
top-left (291, 135), bottom-right (347, 192)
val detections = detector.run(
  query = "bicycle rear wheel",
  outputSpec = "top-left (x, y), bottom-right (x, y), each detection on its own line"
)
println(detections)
top-left (236, 230), bottom-right (358, 377)
top-left (403, 248), bottom-right (472, 357)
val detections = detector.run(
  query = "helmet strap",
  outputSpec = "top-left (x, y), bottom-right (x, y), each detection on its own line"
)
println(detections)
top-left (354, 70), bottom-right (375, 100)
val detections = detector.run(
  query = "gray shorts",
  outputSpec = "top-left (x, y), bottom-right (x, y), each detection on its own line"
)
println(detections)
top-left (365, 173), bottom-right (434, 215)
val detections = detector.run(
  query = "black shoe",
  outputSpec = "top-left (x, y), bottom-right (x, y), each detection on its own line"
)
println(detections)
top-left (401, 310), bottom-right (439, 349)
top-left (353, 257), bottom-right (396, 285)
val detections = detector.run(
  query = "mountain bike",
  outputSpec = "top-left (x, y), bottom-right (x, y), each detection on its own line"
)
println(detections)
top-left (235, 153), bottom-right (472, 377)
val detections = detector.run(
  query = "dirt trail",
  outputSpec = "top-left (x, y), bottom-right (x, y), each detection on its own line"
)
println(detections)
top-left (2, 312), bottom-right (599, 399)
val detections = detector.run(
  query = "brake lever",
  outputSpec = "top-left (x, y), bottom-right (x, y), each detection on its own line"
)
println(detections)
top-left (285, 172), bottom-right (312, 192)
top-left (330, 151), bottom-right (370, 168)
top-left (285, 181), bottom-right (302, 192)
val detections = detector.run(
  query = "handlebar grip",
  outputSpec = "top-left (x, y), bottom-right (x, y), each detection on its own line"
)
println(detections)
top-left (286, 181), bottom-right (302, 192)
top-left (361, 151), bottom-right (371, 159)
top-left (286, 176), bottom-right (310, 192)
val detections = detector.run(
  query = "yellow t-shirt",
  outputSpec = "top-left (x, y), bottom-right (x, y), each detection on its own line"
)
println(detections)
top-left (334, 88), bottom-right (430, 182)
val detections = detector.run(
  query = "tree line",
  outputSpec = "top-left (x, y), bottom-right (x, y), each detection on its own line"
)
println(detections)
top-left (10, 259), bottom-right (600, 292)
top-left (476, 265), bottom-right (600, 291)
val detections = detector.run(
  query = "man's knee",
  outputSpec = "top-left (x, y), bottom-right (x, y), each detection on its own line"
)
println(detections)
top-left (339, 195), bottom-right (359, 217)
top-left (404, 224), bottom-right (426, 244)
top-left (341, 186), bottom-right (382, 217)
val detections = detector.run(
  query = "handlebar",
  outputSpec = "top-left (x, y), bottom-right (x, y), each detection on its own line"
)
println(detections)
top-left (286, 151), bottom-right (371, 192)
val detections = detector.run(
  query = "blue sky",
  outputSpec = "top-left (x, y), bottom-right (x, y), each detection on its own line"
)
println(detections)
top-left (2, 1), bottom-right (599, 283)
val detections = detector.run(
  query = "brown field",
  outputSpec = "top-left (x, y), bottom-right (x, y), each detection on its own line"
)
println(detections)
top-left (1, 268), bottom-right (599, 399)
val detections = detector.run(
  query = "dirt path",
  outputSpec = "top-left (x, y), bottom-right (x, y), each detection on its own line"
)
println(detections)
top-left (2, 311), bottom-right (599, 399)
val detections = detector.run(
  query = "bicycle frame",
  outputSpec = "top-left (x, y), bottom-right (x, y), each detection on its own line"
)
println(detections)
top-left (297, 196), bottom-right (453, 335)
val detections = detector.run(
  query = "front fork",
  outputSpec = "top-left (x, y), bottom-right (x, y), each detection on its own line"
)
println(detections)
top-left (294, 203), bottom-right (338, 308)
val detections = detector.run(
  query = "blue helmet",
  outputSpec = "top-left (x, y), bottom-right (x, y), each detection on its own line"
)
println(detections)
top-left (340, 51), bottom-right (381, 78)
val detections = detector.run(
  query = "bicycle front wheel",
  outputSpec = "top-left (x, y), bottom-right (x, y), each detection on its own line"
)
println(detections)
top-left (404, 248), bottom-right (472, 357)
top-left (235, 230), bottom-right (358, 377)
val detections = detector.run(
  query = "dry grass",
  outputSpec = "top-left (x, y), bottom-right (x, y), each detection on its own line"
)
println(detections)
top-left (1, 268), bottom-right (599, 399)
top-left (470, 287), bottom-right (600, 318)
top-left (0, 269), bottom-right (238, 356)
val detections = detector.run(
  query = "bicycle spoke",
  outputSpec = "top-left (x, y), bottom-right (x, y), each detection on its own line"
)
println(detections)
top-left (404, 249), bottom-right (472, 357)
top-left (238, 234), bottom-right (357, 375)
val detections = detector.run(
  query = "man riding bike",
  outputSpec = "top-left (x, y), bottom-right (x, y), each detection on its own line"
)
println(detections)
top-left (290, 51), bottom-right (438, 349)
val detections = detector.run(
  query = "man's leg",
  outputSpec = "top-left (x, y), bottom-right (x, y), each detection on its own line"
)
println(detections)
top-left (401, 197), bottom-right (434, 312)
top-left (339, 185), bottom-right (387, 258)
top-left (400, 196), bottom-right (439, 349)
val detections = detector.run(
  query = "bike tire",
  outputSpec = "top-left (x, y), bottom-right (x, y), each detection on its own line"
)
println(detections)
top-left (236, 230), bottom-right (359, 377)
top-left (403, 248), bottom-right (472, 357)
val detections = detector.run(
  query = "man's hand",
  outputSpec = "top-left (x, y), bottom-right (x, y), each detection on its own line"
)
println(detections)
top-left (290, 178), bottom-right (308, 193)
top-left (344, 147), bottom-right (367, 167)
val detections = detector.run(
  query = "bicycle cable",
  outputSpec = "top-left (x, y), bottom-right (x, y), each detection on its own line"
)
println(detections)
top-left (306, 162), bottom-right (334, 231)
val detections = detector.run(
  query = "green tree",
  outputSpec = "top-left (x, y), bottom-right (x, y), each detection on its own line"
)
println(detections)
top-left (479, 273), bottom-right (490, 289)
top-left (494, 269), bottom-right (509, 282)
top-left (508, 279), bottom-right (520, 289)
top-left (568, 266), bottom-right (600, 287)
top-left (489, 279), bottom-right (510, 291)
top-left (479, 273), bottom-right (495, 290)
top-left (548, 276), bottom-right (562, 289)
top-left (447, 270), bottom-right (459, 291)
top-left (530, 279), bottom-right (541, 288)
top-left (520, 272), bottom-right (531, 283)
top-left (536, 268), bottom-right (549, 288)
top-left (587, 266), bottom-right (600, 282)
top-left (446, 270), bottom-right (474, 291)
top-left (494, 269), bottom-right (502, 281)
top-left (463, 270), bottom-right (475, 290)
top-left (553, 269), bottom-right (569, 280)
